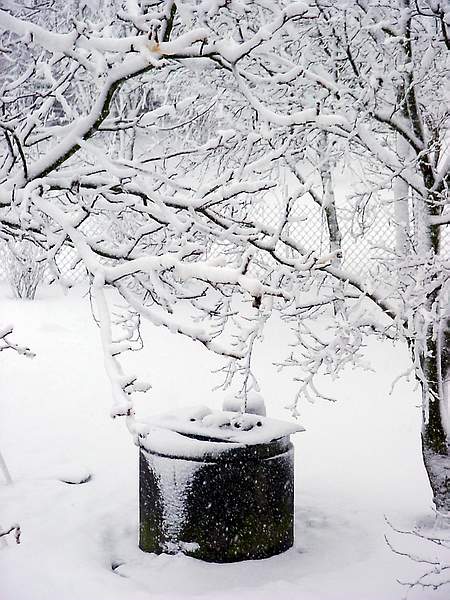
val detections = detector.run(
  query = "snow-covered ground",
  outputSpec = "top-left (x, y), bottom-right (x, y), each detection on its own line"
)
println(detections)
top-left (0, 284), bottom-right (447, 600)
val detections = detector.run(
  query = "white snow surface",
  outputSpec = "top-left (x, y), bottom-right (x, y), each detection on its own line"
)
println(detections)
top-left (140, 427), bottom-right (241, 460)
top-left (0, 284), bottom-right (447, 600)
top-left (141, 405), bottom-right (304, 452)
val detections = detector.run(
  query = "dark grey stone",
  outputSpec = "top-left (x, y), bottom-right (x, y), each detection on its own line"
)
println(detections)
top-left (139, 435), bottom-right (295, 562)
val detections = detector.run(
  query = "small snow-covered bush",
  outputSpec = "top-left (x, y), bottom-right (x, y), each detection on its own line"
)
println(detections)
top-left (6, 240), bottom-right (44, 300)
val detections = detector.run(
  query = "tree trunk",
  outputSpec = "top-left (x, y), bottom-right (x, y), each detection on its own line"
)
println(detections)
top-left (421, 331), bottom-right (449, 512)
top-left (419, 219), bottom-right (449, 513)
top-left (319, 135), bottom-right (343, 315)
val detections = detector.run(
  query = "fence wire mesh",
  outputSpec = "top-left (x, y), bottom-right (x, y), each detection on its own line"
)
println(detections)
top-left (0, 199), bottom-right (448, 287)
top-left (245, 195), bottom-right (400, 278)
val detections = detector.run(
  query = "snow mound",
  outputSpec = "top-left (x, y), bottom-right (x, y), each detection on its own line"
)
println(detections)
top-left (53, 462), bottom-right (92, 485)
top-left (137, 404), bottom-right (304, 458)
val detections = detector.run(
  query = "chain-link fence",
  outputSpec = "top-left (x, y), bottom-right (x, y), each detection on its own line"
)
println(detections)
top-left (250, 195), bottom-right (399, 276)
top-left (0, 199), bottom-right (448, 287)
top-left (0, 216), bottom-right (112, 287)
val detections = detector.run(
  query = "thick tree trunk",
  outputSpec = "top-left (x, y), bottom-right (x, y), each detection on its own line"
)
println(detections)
top-left (441, 311), bottom-right (450, 432)
top-left (418, 219), bottom-right (449, 513)
top-left (421, 379), bottom-right (449, 512)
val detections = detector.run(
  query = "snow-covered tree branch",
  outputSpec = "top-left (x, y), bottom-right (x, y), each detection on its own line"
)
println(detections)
top-left (0, 0), bottom-right (448, 510)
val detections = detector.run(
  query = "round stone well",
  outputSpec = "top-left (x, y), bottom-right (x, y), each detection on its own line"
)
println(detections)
top-left (138, 405), bottom-right (304, 563)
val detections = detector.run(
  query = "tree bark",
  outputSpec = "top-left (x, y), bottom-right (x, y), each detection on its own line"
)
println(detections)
top-left (419, 220), bottom-right (449, 512)
top-left (395, 7), bottom-right (449, 509)
top-left (319, 135), bottom-right (344, 315)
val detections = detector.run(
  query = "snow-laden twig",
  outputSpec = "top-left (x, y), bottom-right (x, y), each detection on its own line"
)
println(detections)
top-left (0, 524), bottom-right (21, 545)
top-left (385, 513), bottom-right (450, 595)
top-left (0, 325), bottom-right (35, 358)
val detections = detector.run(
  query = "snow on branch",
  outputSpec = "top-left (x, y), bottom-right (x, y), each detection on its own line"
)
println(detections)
top-left (0, 0), bottom-right (447, 467)
top-left (386, 514), bottom-right (450, 594)
top-left (0, 524), bottom-right (21, 545)
top-left (0, 324), bottom-right (35, 358)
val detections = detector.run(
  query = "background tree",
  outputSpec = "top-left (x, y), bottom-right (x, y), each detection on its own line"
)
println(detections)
top-left (199, 0), bottom-right (450, 510)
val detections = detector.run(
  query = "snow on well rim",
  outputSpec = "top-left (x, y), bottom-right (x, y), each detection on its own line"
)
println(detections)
top-left (137, 404), bottom-right (305, 459)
